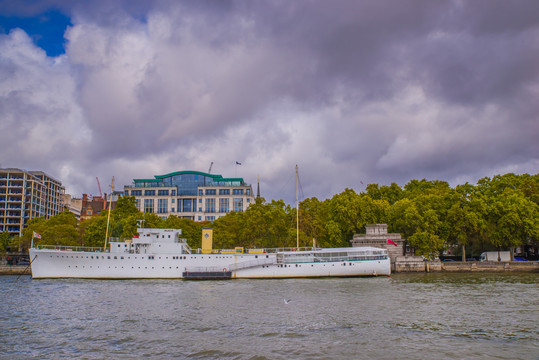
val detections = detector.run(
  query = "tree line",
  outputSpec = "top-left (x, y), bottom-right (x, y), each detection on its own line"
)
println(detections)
top-left (2, 173), bottom-right (538, 259)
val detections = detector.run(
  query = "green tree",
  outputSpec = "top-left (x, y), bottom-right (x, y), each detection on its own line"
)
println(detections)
top-left (0, 231), bottom-right (11, 253)
top-left (487, 190), bottom-right (539, 252)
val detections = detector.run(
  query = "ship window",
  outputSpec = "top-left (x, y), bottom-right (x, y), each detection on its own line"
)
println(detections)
top-left (118, 244), bottom-right (120, 247)
top-left (121, 257), bottom-right (124, 259)
top-left (114, 256), bottom-right (117, 259)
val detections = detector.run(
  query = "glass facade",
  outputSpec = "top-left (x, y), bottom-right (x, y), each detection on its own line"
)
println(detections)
top-left (233, 198), bottom-right (243, 212)
top-left (219, 198), bottom-right (229, 213)
top-left (144, 199), bottom-right (154, 213)
top-left (205, 198), bottom-right (216, 213)
top-left (158, 199), bottom-right (168, 214)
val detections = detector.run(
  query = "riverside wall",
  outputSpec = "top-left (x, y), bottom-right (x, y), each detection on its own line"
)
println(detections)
top-left (0, 265), bottom-right (31, 275)
top-left (394, 256), bottom-right (539, 273)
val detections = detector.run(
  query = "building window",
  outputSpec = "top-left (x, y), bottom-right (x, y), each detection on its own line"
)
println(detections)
top-left (205, 198), bottom-right (216, 213)
top-left (144, 190), bottom-right (155, 196)
top-left (144, 199), bottom-right (154, 213)
top-left (171, 190), bottom-right (176, 196)
top-left (182, 199), bottom-right (192, 212)
top-left (233, 198), bottom-right (243, 212)
top-left (158, 199), bottom-right (168, 214)
top-left (246, 189), bottom-right (251, 195)
top-left (135, 199), bottom-right (140, 211)
top-left (124, 190), bottom-right (128, 196)
top-left (198, 189), bottom-right (203, 196)
top-left (205, 189), bottom-right (216, 195)
top-left (205, 216), bottom-right (215, 222)
top-left (219, 198), bottom-right (229, 213)
top-left (233, 189), bottom-right (244, 195)
top-left (219, 189), bottom-right (230, 195)
top-left (158, 190), bottom-right (169, 196)
top-left (131, 190), bottom-right (142, 196)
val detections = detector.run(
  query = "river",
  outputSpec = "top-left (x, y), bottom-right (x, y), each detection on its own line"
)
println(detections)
top-left (0, 273), bottom-right (537, 359)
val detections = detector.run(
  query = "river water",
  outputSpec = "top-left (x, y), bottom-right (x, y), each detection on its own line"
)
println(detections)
top-left (0, 273), bottom-right (537, 360)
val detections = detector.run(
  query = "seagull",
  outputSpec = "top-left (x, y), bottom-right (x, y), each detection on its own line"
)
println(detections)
top-left (284, 298), bottom-right (291, 304)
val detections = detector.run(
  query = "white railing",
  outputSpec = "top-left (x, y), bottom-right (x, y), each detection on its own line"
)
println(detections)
top-left (35, 245), bottom-right (108, 253)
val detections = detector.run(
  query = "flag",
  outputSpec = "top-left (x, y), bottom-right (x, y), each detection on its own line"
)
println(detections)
top-left (33, 232), bottom-right (42, 239)
top-left (235, 161), bottom-right (242, 165)
top-left (387, 239), bottom-right (397, 246)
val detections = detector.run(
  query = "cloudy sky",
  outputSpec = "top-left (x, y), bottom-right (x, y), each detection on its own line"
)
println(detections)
top-left (1, 0), bottom-right (538, 204)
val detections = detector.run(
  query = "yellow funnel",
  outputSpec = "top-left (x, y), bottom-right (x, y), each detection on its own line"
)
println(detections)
top-left (201, 228), bottom-right (213, 254)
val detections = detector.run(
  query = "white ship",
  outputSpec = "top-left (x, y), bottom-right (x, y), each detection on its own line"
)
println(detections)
top-left (29, 227), bottom-right (390, 279)
top-left (29, 167), bottom-right (390, 279)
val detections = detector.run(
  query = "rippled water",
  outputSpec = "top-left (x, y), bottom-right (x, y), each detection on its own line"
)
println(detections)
top-left (1, 273), bottom-right (538, 359)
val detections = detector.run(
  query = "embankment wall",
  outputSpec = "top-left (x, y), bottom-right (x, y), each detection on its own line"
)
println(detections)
top-left (394, 256), bottom-right (539, 273)
top-left (0, 265), bottom-right (31, 275)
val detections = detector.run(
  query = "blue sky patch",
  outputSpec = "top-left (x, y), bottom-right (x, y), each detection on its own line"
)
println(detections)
top-left (0, 9), bottom-right (71, 57)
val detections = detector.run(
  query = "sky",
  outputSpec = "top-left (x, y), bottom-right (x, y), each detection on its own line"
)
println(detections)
top-left (0, 0), bottom-right (538, 205)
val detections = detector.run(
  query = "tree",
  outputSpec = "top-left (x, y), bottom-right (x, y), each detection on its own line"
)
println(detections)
top-left (487, 190), bottom-right (539, 251)
top-left (408, 231), bottom-right (444, 260)
top-left (0, 231), bottom-right (11, 253)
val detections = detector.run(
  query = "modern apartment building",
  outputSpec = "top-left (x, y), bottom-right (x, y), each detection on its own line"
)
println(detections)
top-left (123, 171), bottom-right (255, 221)
top-left (0, 168), bottom-right (65, 236)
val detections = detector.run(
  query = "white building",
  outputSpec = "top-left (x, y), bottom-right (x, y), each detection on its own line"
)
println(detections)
top-left (123, 171), bottom-right (255, 221)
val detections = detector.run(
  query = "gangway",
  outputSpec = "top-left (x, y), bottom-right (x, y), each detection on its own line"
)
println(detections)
top-left (183, 258), bottom-right (276, 280)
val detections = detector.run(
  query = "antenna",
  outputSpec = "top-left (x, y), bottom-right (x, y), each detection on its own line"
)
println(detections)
top-left (208, 162), bottom-right (213, 174)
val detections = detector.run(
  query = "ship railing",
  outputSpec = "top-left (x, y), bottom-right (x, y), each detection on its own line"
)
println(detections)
top-left (193, 246), bottom-right (315, 254)
top-left (34, 245), bottom-right (109, 253)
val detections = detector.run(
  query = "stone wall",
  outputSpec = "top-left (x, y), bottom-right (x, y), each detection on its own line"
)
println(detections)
top-left (434, 261), bottom-right (539, 273)
top-left (0, 265), bottom-right (31, 275)
top-left (394, 256), bottom-right (425, 272)
top-left (391, 257), bottom-right (539, 273)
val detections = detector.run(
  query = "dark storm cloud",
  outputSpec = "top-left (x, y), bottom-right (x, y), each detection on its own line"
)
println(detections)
top-left (0, 0), bottom-right (537, 201)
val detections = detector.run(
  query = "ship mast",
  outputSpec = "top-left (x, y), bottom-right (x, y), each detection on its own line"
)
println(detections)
top-left (296, 164), bottom-right (299, 250)
top-left (103, 176), bottom-right (114, 251)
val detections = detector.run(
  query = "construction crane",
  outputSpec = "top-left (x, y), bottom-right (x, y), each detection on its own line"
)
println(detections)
top-left (96, 177), bottom-right (103, 197)
top-left (208, 162), bottom-right (213, 174)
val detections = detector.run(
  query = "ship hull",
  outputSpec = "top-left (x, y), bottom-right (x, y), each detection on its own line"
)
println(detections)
top-left (29, 248), bottom-right (390, 279)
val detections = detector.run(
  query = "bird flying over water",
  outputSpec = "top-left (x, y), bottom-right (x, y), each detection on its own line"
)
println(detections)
top-left (284, 298), bottom-right (291, 304)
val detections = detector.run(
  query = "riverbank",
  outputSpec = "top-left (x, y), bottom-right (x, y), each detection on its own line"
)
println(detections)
top-left (394, 256), bottom-right (539, 273)
top-left (0, 265), bottom-right (31, 275)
